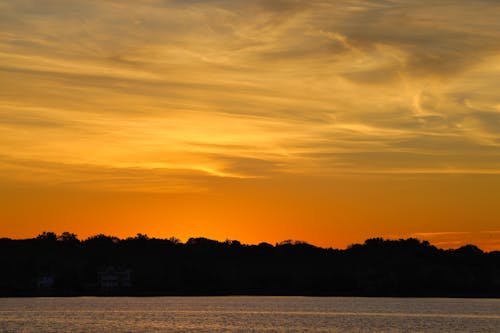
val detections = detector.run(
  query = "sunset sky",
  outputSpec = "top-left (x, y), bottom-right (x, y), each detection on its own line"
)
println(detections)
top-left (1, 0), bottom-right (500, 250)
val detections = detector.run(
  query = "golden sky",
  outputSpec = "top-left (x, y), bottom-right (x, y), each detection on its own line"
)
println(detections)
top-left (1, 0), bottom-right (500, 250)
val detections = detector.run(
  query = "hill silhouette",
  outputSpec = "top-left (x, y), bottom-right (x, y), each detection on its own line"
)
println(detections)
top-left (1, 232), bottom-right (499, 297)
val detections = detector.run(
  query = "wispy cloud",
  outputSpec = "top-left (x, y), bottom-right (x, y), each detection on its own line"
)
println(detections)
top-left (1, 0), bottom-right (500, 190)
top-left (408, 231), bottom-right (500, 252)
top-left (412, 231), bottom-right (469, 237)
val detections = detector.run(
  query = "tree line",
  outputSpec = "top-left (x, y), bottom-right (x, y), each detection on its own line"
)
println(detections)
top-left (1, 232), bottom-right (499, 297)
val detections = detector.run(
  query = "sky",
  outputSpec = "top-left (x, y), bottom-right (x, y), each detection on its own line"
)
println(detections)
top-left (1, 0), bottom-right (500, 250)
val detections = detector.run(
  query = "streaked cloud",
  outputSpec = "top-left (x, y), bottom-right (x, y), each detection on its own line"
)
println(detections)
top-left (410, 231), bottom-right (500, 251)
top-left (2, 0), bottom-right (499, 188)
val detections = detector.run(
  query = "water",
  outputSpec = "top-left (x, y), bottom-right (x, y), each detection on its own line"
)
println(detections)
top-left (0, 297), bottom-right (499, 332)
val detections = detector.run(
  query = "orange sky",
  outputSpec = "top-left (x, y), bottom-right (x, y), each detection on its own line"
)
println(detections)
top-left (1, 0), bottom-right (500, 250)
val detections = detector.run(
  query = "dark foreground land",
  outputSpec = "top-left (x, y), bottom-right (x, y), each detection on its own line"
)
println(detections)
top-left (1, 232), bottom-right (499, 297)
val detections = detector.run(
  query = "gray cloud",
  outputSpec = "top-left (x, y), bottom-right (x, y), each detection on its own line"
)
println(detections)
top-left (1, 0), bottom-right (500, 186)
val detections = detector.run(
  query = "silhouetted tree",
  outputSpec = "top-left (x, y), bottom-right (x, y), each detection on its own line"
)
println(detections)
top-left (36, 232), bottom-right (58, 242)
top-left (0, 233), bottom-right (498, 297)
top-left (58, 232), bottom-right (79, 244)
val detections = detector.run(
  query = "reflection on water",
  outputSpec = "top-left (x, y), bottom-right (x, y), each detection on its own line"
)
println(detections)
top-left (1, 297), bottom-right (499, 332)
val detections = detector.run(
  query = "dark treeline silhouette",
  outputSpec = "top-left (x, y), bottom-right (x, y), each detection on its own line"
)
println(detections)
top-left (1, 232), bottom-right (499, 297)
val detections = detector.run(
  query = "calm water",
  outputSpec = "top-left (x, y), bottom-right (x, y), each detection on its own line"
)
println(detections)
top-left (1, 297), bottom-right (499, 332)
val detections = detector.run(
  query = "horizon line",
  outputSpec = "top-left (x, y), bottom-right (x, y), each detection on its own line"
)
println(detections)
top-left (4, 231), bottom-right (497, 253)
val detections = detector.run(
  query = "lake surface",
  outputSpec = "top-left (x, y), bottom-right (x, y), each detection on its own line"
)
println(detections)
top-left (1, 297), bottom-right (499, 332)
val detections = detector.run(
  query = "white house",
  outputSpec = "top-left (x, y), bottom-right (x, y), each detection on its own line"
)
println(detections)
top-left (98, 266), bottom-right (132, 291)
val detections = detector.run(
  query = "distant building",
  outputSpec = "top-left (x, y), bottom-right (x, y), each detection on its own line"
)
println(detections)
top-left (36, 275), bottom-right (54, 290)
top-left (98, 266), bottom-right (132, 291)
